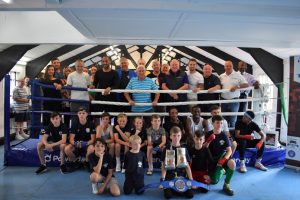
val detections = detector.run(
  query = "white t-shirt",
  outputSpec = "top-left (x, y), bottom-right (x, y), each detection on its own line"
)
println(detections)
top-left (67, 71), bottom-right (91, 100)
top-left (186, 71), bottom-right (204, 101)
top-left (220, 70), bottom-right (247, 99)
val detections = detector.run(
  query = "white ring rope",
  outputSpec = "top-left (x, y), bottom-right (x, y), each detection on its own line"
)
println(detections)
top-left (91, 97), bottom-right (268, 106)
top-left (88, 87), bottom-right (254, 94)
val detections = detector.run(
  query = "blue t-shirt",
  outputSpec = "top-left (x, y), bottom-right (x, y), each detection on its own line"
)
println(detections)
top-left (207, 131), bottom-right (231, 159)
top-left (126, 77), bottom-right (158, 112)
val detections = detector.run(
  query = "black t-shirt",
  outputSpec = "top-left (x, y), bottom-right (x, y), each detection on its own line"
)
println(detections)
top-left (93, 69), bottom-right (120, 101)
top-left (45, 123), bottom-right (68, 142)
top-left (130, 128), bottom-right (147, 143)
top-left (70, 119), bottom-right (96, 141)
top-left (113, 125), bottom-right (130, 141)
top-left (161, 144), bottom-right (190, 179)
top-left (40, 78), bottom-right (62, 99)
top-left (124, 151), bottom-right (146, 178)
top-left (235, 120), bottom-right (261, 136)
top-left (198, 74), bottom-right (221, 101)
top-left (119, 70), bottom-right (130, 89)
top-left (189, 147), bottom-right (212, 171)
top-left (207, 131), bottom-right (231, 159)
top-left (88, 152), bottom-right (115, 177)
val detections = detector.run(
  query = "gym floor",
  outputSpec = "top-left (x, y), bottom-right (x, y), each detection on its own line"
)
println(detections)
top-left (1, 144), bottom-right (300, 200)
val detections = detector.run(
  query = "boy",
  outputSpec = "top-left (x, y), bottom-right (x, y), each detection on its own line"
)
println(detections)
top-left (189, 130), bottom-right (213, 192)
top-left (64, 107), bottom-right (96, 171)
top-left (36, 112), bottom-right (68, 174)
top-left (114, 113), bottom-right (130, 172)
top-left (123, 135), bottom-right (147, 195)
top-left (207, 105), bottom-right (237, 156)
top-left (206, 115), bottom-right (236, 196)
top-left (146, 114), bottom-right (166, 175)
top-left (161, 126), bottom-right (194, 199)
top-left (89, 138), bottom-right (120, 196)
top-left (235, 111), bottom-right (268, 172)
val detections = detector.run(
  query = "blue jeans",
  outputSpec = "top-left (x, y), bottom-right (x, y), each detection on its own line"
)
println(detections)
top-left (221, 101), bottom-right (239, 128)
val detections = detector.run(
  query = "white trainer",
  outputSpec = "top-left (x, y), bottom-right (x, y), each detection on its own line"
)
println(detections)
top-left (255, 162), bottom-right (268, 171)
top-left (15, 134), bottom-right (25, 140)
top-left (239, 160), bottom-right (247, 173)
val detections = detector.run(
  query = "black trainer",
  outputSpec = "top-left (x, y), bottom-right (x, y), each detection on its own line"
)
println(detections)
top-left (223, 183), bottom-right (234, 196)
top-left (60, 164), bottom-right (68, 174)
top-left (35, 164), bottom-right (47, 175)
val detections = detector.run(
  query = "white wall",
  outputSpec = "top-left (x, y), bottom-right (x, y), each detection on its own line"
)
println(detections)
top-left (0, 79), bottom-right (4, 138)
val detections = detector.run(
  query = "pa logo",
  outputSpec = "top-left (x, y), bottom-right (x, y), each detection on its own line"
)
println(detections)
top-left (288, 150), bottom-right (296, 158)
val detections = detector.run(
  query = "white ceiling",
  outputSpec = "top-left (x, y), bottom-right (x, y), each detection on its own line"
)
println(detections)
top-left (1, 0), bottom-right (300, 62)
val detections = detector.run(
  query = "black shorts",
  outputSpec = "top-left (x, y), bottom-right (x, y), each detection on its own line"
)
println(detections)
top-left (15, 111), bottom-right (30, 122)
top-left (73, 146), bottom-right (87, 157)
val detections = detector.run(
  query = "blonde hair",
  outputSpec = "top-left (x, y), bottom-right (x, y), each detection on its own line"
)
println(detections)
top-left (117, 113), bottom-right (127, 120)
top-left (129, 135), bottom-right (141, 145)
top-left (170, 126), bottom-right (182, 135)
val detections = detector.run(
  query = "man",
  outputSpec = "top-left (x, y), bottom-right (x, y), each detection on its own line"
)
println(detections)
top-left (67, 59), bottom-right (91, 112)
top-left (124, 65), bottom-right (159, 126)
top-left (147, 59), bottom-right (164, 112)
top-left (51, 57), bottom-right (63, 79)
top-left (93, 56), bottom-right (120, 113)
top-left (13, 78), bottom-right (30, 140)
top-left (235, 111), bottom-right (268, 172)
top-left (198, 63), bottom-right (221, 116)
top-left (220, 61), bottom-right (248, 128)
top-left (237, 61), bottom-right (260, 115)
top-left (162, 59), bottom-right (189, 113)
top-left (186, 59), bottom-right (204, 108)
top-left (116, 57), bottom-right (136, 112)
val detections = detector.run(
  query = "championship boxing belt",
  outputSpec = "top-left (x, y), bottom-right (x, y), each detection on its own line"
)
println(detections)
top-left (141, 177), bottom-right (210, 193)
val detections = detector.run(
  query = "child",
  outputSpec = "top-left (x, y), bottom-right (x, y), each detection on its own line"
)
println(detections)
top-left (130, 116), bottom-right (147, 151)
top-left (35, 112), bottom-right (68, 174)
top-left (205, 115), bottom-right (236, 196)
top-left (96, 112), bottom-right (115, 158)
top-left (114, 113), bottom-right (130, 172)
top-left (161, 126), bottom-right (194, 199)
top-left (64, 107), bottom-right (96, 171)
top-left (189, 130), bottom-right (213, 193)
top-left (146, 114), bottom-right (166, 175)
top-left (123, 135), bottom-right (147, 195)
top-left (89, 138), bottom-right (120, 196)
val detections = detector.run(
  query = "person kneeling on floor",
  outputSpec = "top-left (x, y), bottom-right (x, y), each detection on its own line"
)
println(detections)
top-left (89, 138), bottom-right (120, 196)
top-left (235, 111), bottom-right (268, 173)
top-left (36, 112), bottom-right (68, 174)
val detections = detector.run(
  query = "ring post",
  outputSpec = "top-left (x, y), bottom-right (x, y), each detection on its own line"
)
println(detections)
top-left (4, 75), bottom-right (11, 165)
top-left (31, 79), bottom-right (42, 138)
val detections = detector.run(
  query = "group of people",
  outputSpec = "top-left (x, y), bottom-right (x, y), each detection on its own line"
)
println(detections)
top-left (34, 104), bottom-right (268, 198)
top-left (12, 55), bottom-right (266, 198)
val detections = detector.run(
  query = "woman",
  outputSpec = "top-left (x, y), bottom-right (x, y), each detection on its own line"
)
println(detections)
top-left (40, 65), bottom-right (63, 125)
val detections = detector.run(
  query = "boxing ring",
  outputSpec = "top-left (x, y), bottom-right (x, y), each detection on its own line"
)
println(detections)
top-left (3, 75), bottom-right (286, 167)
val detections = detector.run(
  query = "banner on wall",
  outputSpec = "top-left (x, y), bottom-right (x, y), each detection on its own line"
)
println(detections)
top-left (286, 56), bottom-right (300, 169)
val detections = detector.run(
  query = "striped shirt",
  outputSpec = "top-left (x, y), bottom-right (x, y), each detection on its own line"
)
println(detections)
top-left (126, 77), bottom-right (158, 112)
top-left (13, 86), bottom-right (30, 112)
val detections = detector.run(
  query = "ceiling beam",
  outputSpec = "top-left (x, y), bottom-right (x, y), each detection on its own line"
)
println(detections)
top-left (60, 45), bottom-right (109, 67)
top-left (172, 46), bottom-right (224, 75)
top-left (0, 45), bottom-right (38, 80)
top-left (200, 46), bottom-right (253, 74)
top-left (26, 45), bottom-right (81, 78)
top-left (119, 45), bottom-right (137, 68)
top-left (239, 48), bottom-right (283, 86)
top-left (145, 46), bottom-right (164, 69)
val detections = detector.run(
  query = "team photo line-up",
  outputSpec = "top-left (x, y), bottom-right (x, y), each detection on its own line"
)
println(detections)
top-left (12, 56), bottom-right (268, 198)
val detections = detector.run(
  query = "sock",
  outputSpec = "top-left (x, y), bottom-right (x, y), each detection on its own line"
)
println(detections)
top-left (225, 168), bottom-right (234, 184)
top-left (211, 166), bottom-right (225, 184)
top-left (149, 163), bottom-right (153, 171)
top-left (92, 183), bottom-right (98, 194)
top-left (116, 157), bottom-right (121, 166)
top-left (240, 160), bottom-right (245, 166)
top-left (256, 158), bottom-right (262, 164)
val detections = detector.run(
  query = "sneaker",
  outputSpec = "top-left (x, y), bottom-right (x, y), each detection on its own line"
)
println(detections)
top-left (146, 170), bottom-right (153, 176)
top-left (20, 132), bottom-right (30, 139)
top-left (240, 161), bottom-right (247, 173)
top-left (92, 183), bottom-right (98, 194)
top-left (223, 183), bottom-right (234, 196)
top-left (121, 168), bottom-right (125, 173)
top-left (15, 134), bottom-right (25, 140)
top-left (116, 164), bottom-right (121, 172)
top-left (35, 164), bottom-right (47, 175)
top-left (255, 162), bottom-right (268, 171)
top-left (60, 164), bottom-right (68, 174)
